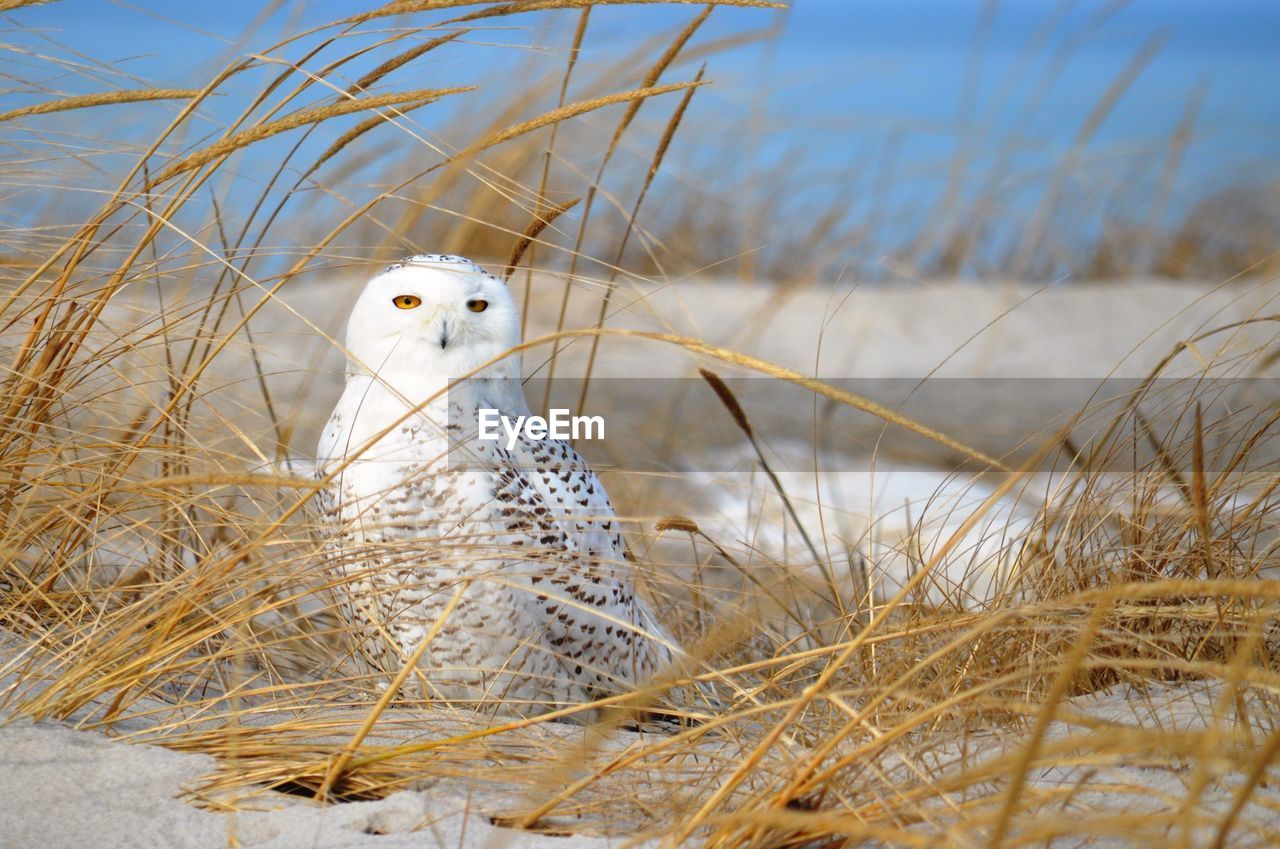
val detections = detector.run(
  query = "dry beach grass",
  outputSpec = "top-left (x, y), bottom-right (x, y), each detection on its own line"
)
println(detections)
top-left (1, 2), bottom-right (1279, 847)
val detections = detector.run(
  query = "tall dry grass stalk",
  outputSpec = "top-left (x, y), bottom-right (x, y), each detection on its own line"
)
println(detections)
top-left (0, 2), bottom-right (1278, 847)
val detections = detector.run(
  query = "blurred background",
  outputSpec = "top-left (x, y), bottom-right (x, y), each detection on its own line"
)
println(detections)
top-left (4, 0), bottom-right (1278, 284)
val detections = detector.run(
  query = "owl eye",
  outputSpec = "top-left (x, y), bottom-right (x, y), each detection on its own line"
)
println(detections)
top-left (466, 299), bottom-right (489, 313)
top-left (393, 294), bottom-right (422, 310)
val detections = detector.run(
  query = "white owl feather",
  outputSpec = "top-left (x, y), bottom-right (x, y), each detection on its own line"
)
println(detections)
top-left (314, 255), bottom-right (677, 716)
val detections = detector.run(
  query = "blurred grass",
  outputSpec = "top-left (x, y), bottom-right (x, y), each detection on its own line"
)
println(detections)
top-left (0, 1), bottom-right (1278, 847)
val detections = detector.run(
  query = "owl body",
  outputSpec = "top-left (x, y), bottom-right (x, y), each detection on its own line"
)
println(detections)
top-left (314, 256), bottom-right (672, 715)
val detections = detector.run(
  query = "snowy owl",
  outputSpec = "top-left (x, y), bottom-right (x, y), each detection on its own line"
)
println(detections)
top-left (314, 254), bottom-right (676, 716)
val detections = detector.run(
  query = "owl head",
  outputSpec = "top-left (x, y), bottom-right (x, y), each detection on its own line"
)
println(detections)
top-left (343, 255), bottom-right (521, 385)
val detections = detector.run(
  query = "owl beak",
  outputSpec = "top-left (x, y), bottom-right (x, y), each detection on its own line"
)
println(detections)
top-left (436, 312), bottom-right (454, 349)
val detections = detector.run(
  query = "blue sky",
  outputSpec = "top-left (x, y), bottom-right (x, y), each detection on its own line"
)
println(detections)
top-left (11, 1), bottom-right (1276, 169)
top-left (5, 1), bottom-right (1278, 268)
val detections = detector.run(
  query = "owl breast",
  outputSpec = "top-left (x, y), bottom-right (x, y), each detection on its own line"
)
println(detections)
top-left (314, 385), bottom-right (672, 716)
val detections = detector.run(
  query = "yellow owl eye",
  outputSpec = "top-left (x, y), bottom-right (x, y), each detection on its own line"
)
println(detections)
top-left (466, 299), bottom-right (488, 313)
top-left (393, 294), bottom-right (422, 310)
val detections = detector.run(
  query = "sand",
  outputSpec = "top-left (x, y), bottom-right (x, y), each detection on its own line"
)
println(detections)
top-left (0, 717), bottom-right (627, 849)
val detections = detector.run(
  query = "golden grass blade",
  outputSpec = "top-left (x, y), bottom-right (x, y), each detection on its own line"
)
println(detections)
top-left (522, 8), bottom-right (591, 331)
top-left (305, 97), bottom-right (438, 177)
top-left (455, 80), bottom-right (706, 161)
top-left (543, 8), bottom-right (714, 409)
top-left (1209, 724), bottom-right (1280, 849)
top-left (1011, 31), bottom-right (1169, 276)
top-left (987, 592), bottom-right (1115, 848)
top-left (674, 464), bottom-right (1047, 842)
top-left (341, 0), bottom-right (783, 28)
top-left (524, 329), bottom-right (1005, 469)
top-left (318, 583), bottom-right (468, 799)
top-left (348, 29), bottom-right (471, 94)
top-left (0, 89), bottom-right (201, 124)
top-left (148, 87), bottom-right (473, 186)
top-left (697, 367), bottom-right (830, 586)
top-left (504, 196), bottom-right (581, 281)
top-left (0, 54), bottom-right (258, 322)
top-left (606, 6), bottom-right (713, 160)
top-left (575, 62), bottom-right (707, 412)
top-left (1190, 401), bottom-right (1218, 579)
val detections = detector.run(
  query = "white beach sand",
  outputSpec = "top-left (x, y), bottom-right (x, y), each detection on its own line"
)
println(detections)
top-left (0, 717), bottom-right (628, 849)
